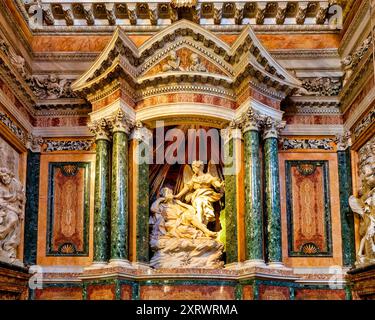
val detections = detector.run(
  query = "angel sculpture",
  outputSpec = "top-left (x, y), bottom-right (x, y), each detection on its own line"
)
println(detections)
top-left (349, 152), bottom-right (375, 266)
top-left (174, 160), bottom-right (225, 225)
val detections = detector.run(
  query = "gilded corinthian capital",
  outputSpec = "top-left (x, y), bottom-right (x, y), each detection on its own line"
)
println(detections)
top-left (237, 107), bottom-right (264, 132)
top-left (262, 116), bottom-right (285, 140)
top-left (88, 118), bottom-right (111, 141)
top-left (109, 109), bottom-right (134, 134)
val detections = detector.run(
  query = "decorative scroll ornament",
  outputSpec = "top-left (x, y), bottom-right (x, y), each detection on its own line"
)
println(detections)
top-left (342, 35), bottom-right (373, 85)
top-left (0, 38), bottom-right (27, 78)
top-left (45, 140), bottom-right (94, 152)
top-left (281, 138), bottom-right (334, 151)
top-left (27, 74), bottom-right (76, 100)
top-left (334, 131), bottom-right (352, 151)
top-left (88, 118), bottom-right (111, 141)
top-left (349, 137), bottom-right (375, 267)
top-left (0, 168), bottom-right (26, 266)
top-left (149, 161), bottom-right (225, 268)
top-left (301, 77), bottom-right (342, 96)
top-left (171, 0), bottom-right (198, 8)
top-left (262, 116), bottom-right (285, 139)
top-left (0, 36), bottom-right (76, 100)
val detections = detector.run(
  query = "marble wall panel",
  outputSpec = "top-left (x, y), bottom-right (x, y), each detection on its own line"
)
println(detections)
top-left (0, 135), bottom-right (19, 178)
top-left (140, 285), bottom-right (235, 300)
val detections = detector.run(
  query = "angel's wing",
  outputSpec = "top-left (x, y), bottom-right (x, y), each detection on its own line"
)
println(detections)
top-left (349, 195), bottom-right (364, 217)
top-left (183, 164), bottom-right (193, 184)
top-left (207, 160), bottom-right (220, 178)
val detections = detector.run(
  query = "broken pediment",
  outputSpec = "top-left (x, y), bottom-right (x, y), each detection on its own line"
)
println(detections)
top-left (72, 20), bottom-right (302, 103)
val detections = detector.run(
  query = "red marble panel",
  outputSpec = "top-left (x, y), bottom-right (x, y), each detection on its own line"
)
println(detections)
top-left (290, 165), bottom-right (327, 253)
top-left (136, 93), bottom-right (236, 110)
top-left (34, 287), bottom-right (82, 300)
top-left (294, 289), bottom-right (346, 300)
top-left (87, 284), bottom-right (116, 300)
top-left (284, 115), bottom-right (343, 125)
top-left (259, 285), bottom-right (290, 300)
top-left (34, 116), bottom-right (88, 127)
top-left (140, 285), bottom-right (235, 300)
top-left (242, 285), bottom-right (254, 300)
top-left (50, 165), bottom-right (85, 253)
top-left (121, 285), bottom-right (133, 300)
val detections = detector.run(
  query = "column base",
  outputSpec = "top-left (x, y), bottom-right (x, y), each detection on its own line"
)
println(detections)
top-left (243, 259), bottom-right (266, 267)
top-left (84, 262), bottom-right (108, 271)
top-left (132, 262), bottom-right (151, 270)
top-left (224, 262), bottom-right (243, 270)
top-left (109, 259), bottom-right (133, 268)
top-left (267, 262), bottom-right (288, 269)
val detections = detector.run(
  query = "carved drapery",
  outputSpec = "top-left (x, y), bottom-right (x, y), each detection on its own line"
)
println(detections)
top-left (0, 168), bottom-right (26, 265)
top-left (349, 136), bottom-right (375, 267)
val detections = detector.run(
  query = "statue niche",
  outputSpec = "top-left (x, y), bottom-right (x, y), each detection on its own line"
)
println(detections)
top-left (0, 168), bottom-right (25, 265)
top-left (149, 160), bottom-right (225, 269)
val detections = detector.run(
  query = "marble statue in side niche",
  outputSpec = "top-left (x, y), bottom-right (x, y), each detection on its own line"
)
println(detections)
top-left (349, 138), bottom-right (375, 267)
top-left (162, 51), bottom-right (182, 72)
top-left (149, 161), bottom-right (225, 269)
top-left (0, 168), bottom-right (25, 265)
top-left (188, 53), bottom-right (207, 72)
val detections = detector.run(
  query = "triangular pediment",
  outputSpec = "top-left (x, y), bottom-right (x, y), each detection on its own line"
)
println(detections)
top-left (72, 20), bottom-right (301, 97)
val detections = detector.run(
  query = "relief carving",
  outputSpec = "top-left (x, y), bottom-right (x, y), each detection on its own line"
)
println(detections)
top-left (349, 137), bottom-right (375, 267)
top-left (162, 51), bottom-right (182, 72)
top-left (149, 161), bottom-right (224, 268)
top-left (0, 168), bottom-right (25, 265)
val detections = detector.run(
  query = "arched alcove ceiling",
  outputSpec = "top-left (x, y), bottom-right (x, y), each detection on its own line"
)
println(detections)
top-left (72, 20), bottom-right (302, 102)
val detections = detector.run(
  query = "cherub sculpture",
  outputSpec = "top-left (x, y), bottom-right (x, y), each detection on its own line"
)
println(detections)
top-left (162, 51), bottom-right (182, 72)
top-left (188, 53), bottom-right (207, 72)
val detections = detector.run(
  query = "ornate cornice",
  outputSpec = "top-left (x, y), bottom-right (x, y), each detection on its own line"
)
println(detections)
top-left (18, 1), bottom-right (344, 33)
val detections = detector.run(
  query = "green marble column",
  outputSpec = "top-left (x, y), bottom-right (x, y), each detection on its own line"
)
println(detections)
top-left (337, 147), bottom-right (356, 266)
top-left (243, 128), bottom-right (264, 264)
top-left (263, 120), bottom-right (283, 265)
top-left (223, 128), bottom-right (239, 264)
top-left (110, 114), bottom-right (130, 263)
top-left (133, 124), bottom-right (151, 264)
top-left (90, 119), bottom-right (111, 264)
